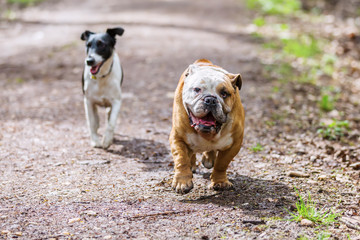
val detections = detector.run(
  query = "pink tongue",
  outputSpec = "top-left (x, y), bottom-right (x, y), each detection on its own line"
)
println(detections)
top-left (90, 64), bottom-right (100, 74)
top-left (198, 113), bottom-right (216, 126)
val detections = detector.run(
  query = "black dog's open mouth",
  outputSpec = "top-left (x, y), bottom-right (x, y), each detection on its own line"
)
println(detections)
top-left (90, 62), bottom-right (104, 75)
top-left (189, 111), bottom-right (222, 134)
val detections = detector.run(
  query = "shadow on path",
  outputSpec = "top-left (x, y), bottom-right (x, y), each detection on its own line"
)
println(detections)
top-left (181, 173), bottom-right (295, 218)
top-left (108, 137), bottom-right (171, 171)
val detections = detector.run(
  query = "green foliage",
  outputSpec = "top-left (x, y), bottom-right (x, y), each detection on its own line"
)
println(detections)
top-left (318, 86), bottom-right (340, 112)
top-left (253, 17), bottom-right (266, 27)
top-left (317, 120), bottom-right (350, 140)
top-left (250, 143), bottom-right (264, 152)
top-left (246, 0), bottom-right (301, 15)
top-left (319, 94), bottom-right (334, 112)
top-left (288, 189), bottom-right (341, 226)
top-left (282, 35), bottom-right (321, 58)
top-left (7, 0), bottom-right (43, 6)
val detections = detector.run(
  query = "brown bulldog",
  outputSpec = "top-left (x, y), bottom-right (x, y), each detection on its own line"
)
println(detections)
top-left (169, 59), bottom-right (245, 194)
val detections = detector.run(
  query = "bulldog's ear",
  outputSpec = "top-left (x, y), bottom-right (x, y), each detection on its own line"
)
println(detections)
top-left (80, 30), bottom-right (94, 41)
top-left (228, 73), bottom-right (242, 90)
top-left (185, 64), bottom-right (199, 77)
top-left (106, 27), bottom-right (125, 38)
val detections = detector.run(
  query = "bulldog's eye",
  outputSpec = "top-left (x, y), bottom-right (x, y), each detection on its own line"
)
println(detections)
top-left (220, 90), bottom-right (229, 99)
top-left (194, 87), bottom-right (201, 93)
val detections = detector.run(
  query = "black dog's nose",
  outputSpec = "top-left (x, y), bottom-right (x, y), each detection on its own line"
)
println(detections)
top-left (86, 58), bottom-right (95, 66)
top-left (204, 96), bottom-right (218, 106)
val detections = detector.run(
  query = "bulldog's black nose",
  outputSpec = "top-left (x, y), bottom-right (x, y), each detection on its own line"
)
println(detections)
top-left (86, 57), bottom-right (95, 66)
top-left (204, 96), bottom-right (217, 106)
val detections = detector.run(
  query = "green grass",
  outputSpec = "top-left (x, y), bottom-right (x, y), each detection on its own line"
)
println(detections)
top-left (317, 120), bottom-right (350, 140)
top-left (246, 0), bottom-right (301, 15)
top-left (288, 190), bottom-right (341, 226)
top-left (250, 143), bottom-right (264, 152)
top-left (7, 0), bottom-right (43, 6)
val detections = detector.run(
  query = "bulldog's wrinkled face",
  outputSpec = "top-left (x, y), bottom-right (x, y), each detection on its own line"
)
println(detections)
top-left (182, 64), bottom-right (242, 134)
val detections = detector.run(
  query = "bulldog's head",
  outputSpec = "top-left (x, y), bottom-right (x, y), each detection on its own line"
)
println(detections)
top-left (182, 62), bottom-right (242, 135)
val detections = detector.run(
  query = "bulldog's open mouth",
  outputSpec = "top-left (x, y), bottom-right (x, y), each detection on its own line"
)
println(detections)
top-left (90, 62), bottom-right (104, 75)
top-left (189, 111), bottom-right (222, 134)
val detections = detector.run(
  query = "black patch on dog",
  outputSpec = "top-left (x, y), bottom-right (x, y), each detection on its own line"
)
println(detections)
top-left (80, 27), bottom-right (125, 62)
top-left (80, 30), bottom-right (95, 41)
top-left (82, 69), bottom-right (85, 94)
top-left (106, 27), bottom-right (124, 41)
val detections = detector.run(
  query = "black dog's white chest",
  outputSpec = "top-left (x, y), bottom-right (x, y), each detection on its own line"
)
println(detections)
top-left (85, 80), bottom-right (113, 107)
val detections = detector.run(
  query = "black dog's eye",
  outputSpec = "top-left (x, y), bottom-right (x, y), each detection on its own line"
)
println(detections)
top-left (220, 90), bottom-right (229, 99)
top-left (97, 41), bottom-right (104, 47)
top-left (194, 87), bottom-right (201, 93)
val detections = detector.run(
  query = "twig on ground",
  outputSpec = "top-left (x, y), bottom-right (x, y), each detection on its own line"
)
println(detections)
top-left (180, 193), bottom-right (222, 202)
top-left (128, 210), bottom-right (194, 219)
top-left (242, 220), bottom-right (266, 225)
top-left (340, 217), bottom-right (360, 231)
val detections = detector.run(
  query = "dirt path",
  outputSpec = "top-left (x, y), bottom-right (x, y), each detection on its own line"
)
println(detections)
top-left (1, 0), bottom-right (359, 239)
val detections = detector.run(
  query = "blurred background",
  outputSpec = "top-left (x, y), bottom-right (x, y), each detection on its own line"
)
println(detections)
top-left (0, 0), bottom-right (359, 239)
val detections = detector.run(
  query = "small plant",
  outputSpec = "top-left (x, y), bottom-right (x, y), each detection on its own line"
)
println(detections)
top-left (288, 189), bottom-right (341, 226)
top-left (317, 120), bottom-right (350, 140)
top-left (319, 94), bottom-right (335, 112)
top-left (250, 143), bottom-right (264, 152)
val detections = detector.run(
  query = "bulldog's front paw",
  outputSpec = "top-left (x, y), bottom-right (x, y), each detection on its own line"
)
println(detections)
top-left (102, 132), bottom-right (114, 149)
top-left (172, 174), bottom-right (193, 194)
top-left (208, 180), bottom-right (234, 191)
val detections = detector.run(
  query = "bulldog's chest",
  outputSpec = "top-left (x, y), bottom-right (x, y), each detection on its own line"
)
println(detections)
top-left (185, 132), bottom-right (233, 153)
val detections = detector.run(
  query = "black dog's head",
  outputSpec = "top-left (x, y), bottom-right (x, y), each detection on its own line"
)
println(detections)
top-left (80, 27), bottom-right (124, 75)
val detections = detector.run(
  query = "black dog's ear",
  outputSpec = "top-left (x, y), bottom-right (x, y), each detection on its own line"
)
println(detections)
top-left (81, 30), bottom-right (95, 41)
top-left (106, 27), bottom-right (125, 38)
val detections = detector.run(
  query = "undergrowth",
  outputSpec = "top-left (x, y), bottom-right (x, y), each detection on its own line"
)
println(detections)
top-left (287, 189), bottom-right (342, 226)
top-left (317, 120), bottom-right (350, 140)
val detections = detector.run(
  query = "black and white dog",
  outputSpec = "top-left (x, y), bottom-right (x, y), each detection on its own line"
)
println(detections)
top-left (80, 27), bottom-right (124, 149)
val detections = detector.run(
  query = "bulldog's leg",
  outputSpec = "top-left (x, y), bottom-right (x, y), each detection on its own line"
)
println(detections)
top-left (171, 139), bottom-right (193, 194)
top-left (103, 100), bottom-right (121, 149)
top-left (209, 144), bottom-right (241, 190)
top-left (201, 151), bottom-right (216, 169)
top-left (190, 154), bottom-right (197, 173)
top-left (84, 98), bottom-right (101, 147)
